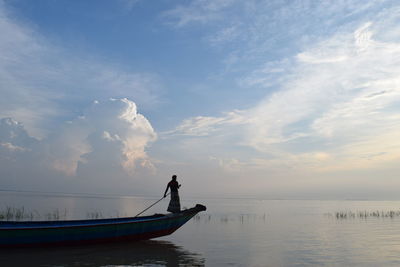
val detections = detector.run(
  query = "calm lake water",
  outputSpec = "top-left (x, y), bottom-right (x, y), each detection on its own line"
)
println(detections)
top-left (1, 192), bottom-right (400, 266)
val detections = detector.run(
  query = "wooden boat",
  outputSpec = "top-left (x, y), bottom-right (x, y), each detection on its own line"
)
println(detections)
top-left (0, 204), bottom-right (206, 247)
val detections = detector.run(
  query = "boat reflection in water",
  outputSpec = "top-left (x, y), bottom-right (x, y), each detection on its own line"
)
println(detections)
top-left (0, 240), bottom-right (205, 266)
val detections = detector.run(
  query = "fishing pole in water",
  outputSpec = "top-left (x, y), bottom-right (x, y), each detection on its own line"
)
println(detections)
top-left (134, 192), bottom-right (170, 217)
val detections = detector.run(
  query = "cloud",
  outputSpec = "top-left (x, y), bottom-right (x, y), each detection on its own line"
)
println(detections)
top-left (205, 24), bottom-right (241, 46)
top-left (162, 0), bottom-right (236, 27)
top-left (0, 3), bottom-right (162, 138)
top-left (0, 142), bottom-right (29, 152)
top-left (0, 98), bottom-right (157, 178)
top-left (163, 110), bottom-right (246, 137)
top-left (244, 18), bottom-right (400, 155)
top-left (164, 1), bottom-right (384, 61)
top-left (117, 0), bottom-right (141, 11)
top-left (166, 11), bottom-right (400, 175)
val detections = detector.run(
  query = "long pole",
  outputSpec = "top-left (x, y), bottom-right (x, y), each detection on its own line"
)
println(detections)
top-left (134, 192), bottom-right (170, 217)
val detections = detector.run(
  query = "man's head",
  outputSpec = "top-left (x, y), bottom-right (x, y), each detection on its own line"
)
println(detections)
top-left (172, 175), bottom-right (177, 181)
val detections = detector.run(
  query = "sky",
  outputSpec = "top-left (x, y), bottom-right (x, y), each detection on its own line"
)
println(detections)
top-left (1, 0), bottom-right (400, 199)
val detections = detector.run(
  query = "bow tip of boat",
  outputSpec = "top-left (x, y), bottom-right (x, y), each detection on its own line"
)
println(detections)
top-left (195, 204), bottom-right (207, 212)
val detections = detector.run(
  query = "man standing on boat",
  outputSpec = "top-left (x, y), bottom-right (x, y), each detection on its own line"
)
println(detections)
top-left (164, 175), bottom-right (181, 213)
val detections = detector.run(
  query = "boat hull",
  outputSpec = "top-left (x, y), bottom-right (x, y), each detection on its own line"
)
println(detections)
top-left (0, 204), bottom-right (206, 247)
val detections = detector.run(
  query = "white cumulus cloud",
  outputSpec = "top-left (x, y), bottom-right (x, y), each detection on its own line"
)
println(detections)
top-left (0, 98), bottom-right (157, 178)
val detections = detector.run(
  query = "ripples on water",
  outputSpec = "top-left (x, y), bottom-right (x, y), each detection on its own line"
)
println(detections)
top-left (2, 192), bottom-right (400, 266)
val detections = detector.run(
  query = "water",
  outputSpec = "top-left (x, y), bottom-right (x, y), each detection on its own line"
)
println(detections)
top-left (1, 192), bottom-right (400, 266)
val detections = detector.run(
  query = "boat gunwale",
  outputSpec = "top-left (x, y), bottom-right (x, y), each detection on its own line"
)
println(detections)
top-left (0, 206), bottom-right (203, 230)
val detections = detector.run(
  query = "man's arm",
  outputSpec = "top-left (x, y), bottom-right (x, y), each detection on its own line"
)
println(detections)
top-left (164, 184), bottom-right (169, 197)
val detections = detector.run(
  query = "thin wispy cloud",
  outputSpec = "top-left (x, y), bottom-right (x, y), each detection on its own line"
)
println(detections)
top-left (162, 0), bottom-right (236, 27)
top-left (168, 6), bottom-right (400, 175)
top-left (163, 110), bottom-right (246, 137)
top-left (118, 0), bottom-right (141, 11)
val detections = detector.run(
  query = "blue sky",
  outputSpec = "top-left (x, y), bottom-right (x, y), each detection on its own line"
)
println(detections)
top-left (1, 0), bottom-right (400, 199)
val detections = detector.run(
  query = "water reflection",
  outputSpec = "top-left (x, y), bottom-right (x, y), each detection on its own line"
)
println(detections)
top-left (0, 240), bottom-right (204, 267)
